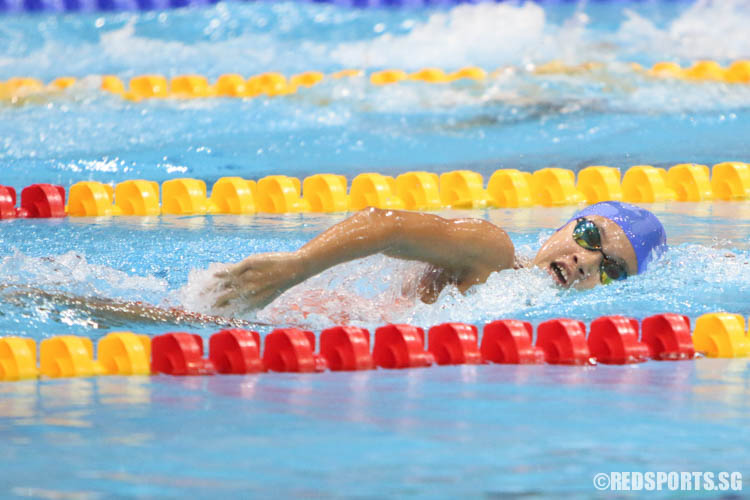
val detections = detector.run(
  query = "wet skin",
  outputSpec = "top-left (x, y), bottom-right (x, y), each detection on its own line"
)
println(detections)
top-left (214, 208), bottom-right (639, 311)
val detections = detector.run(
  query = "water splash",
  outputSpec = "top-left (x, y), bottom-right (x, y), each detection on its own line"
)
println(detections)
top-left (0, 250), bottom-right (167, 302)
top-left (331, 3), bottom-right (556, 70)
top-left (1, 1), bottom-right (749, 79)
top-left (0, 237), bottom-right (748, 337)
top-left (617, 0), bottom-right (750, 62)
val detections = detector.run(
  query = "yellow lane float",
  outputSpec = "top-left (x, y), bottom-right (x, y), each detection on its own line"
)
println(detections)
top-left (215, 74), bottom-right (249, 97)
top-left (257, 175), bottom-right (310, 213)
top-left (114, 180), bottom-right (161, 216)
top-left (439, 170), bottom-right (490, 209)
top-left (98, 332), bottom-right (151, 376)
top-left (209, 177), bottom-right (257, 214)
top-left (576, 166), bottom-right (622, 204)
top-left (726, 61), bottom-right (750, 84)
top-left (50, 77), bottom-right (76, 90)
top-left (621, 165), bottom-right (676, 203)
top-left (370, 69), bottom-right (408, 86)
top-left (666, 164), bottom-right (713, 202)
top-left (486, 169), bottom-right (533, 208)
top-left (0, 337), bottom-right (38, 381)
top-left (531, 168), bottom-right (585, 206)
top-left (409, 68), bottom-right (449, 83)
top-left (684, 61), bottom-right (726, 81)
top-left (395, 171), bottom-right (442, 210)
top-left (248, 72), bottom-right (294, 97)
top-left (349, 173), bottom-right (404, 211)
top-left (290, 71), bottom-right (324, 88)
top-left (40, 336), bottom-right (105, 378)
top-left (161, 178), bottom-right (215, 215)
top-left (649, 62), bottom-right (684, 79)
top-left (302, 174), bottom-right (348, 213)
top-left (692, 313), bottom-right (750, 358)
top-left (711, 162), bottom-right (750, 201)
top-left (68, 181), bottom-right (121, 217)
top-left (449, 66), bottom-right (487, 81)
top-left (129, 75), bottom-right (168, 98)
top-left (170, 75), bottom-right (213, 98)
top-left (101, 75), bottom-right (125, 94)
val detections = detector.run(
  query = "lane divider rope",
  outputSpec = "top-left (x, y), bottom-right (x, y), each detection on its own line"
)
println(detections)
top-left (1, 60), bottom-right (749, 103)
top-left (1, 312), bottom-right (749, 382)
top-left (1, 162), bottom-right (749, 218)
top-left (0, 0), bottom-right (706, 15)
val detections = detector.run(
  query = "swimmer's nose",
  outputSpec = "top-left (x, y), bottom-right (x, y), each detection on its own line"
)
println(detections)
top-left (572, 251), bottom-right (600, 281)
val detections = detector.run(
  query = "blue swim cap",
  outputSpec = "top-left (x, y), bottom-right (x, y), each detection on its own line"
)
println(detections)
top-left (567, 201), bottom-right (667, 274)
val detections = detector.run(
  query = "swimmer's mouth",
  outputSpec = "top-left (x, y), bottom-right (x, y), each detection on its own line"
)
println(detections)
top-left (549, 262), bottom-right (569, 287)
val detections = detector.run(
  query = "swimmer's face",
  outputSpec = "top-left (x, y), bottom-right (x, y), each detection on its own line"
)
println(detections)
top-left (532, 215), bottom-right (638, 290)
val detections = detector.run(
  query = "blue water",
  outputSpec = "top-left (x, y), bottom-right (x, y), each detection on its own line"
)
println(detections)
top-left (2, 361), bottom-right (749, 497)
top-left (2, 0), bottom-right (750, 497)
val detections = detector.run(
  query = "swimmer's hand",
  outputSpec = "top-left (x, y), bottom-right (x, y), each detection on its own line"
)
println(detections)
top-left (214, 251), bottom-right (306, 310)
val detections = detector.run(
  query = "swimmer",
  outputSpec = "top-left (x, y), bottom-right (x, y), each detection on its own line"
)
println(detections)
top-left (215, 201), bottom-right (667, 310)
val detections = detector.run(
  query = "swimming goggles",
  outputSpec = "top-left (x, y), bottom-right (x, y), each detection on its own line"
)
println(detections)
top-left (572, 217), bottom-right (629, 285)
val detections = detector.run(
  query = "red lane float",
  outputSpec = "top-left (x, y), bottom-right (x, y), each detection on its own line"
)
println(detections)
top-left (0, 312), bottom-right (714, 383)
top-left (263, 328), bottom-right (327, 373)
top-left (427, 323), bottom-right (481, 365)
top-left (208, 329), bottom-right (263, 374)
top-left (641, 313), bottom-right (695, 360)
top-left (372, 324), bottom-right (434, 369)
top-left (0, 186), bottom-right (17, 219)
top-left (535, 318), bottom-right (592, 365)
top-left (319, 326), bottom-right (373, 371)
top-left (480, 320), bottom-right (545, 364)
top-left (588, 316), bottom-right (649, 364)
top-left (21, 183), bottom-right (66, 218)
top-left (151, 332), bottom-right (216, 375)
top-left (0, 185), bottom-right (29, 219)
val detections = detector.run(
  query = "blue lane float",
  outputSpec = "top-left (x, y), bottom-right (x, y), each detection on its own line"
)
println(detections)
top-left (0, 0), bottom-right (218, 12)
top-left (0, 0), bottom-right (692, 14)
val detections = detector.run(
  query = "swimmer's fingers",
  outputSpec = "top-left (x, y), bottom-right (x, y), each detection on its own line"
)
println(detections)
top-left (214, 287), bottom-right (276, 310)
top-left (214, 289), bottom-right (244, 309)
top-left (223, 255), bottom-right (267, 278)
top-left (213, 268), bottom-right (230, 279)
top-left (227, 252), bottom-right (291, 278)
top-left (214, 261), bottom-right (248, 279)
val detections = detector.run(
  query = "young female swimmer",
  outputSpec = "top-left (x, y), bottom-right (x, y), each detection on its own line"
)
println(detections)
top-left (214, 201), bottom-right (667, 310)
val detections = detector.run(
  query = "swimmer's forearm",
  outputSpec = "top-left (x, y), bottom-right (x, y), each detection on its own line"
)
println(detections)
top-left (296, 207), bottom-right (397, 277)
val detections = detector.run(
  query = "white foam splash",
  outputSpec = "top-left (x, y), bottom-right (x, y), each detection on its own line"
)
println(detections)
top-left (330, 2), bottom-right (556, 70)
top-left (0, 1), bottom-right (746, 80)
top-left (0, 250), bottom-right (167, 299)
top-left (174, 261), bottom-right (232, 314)
top-left (617, 0), bottom-right (750, 61)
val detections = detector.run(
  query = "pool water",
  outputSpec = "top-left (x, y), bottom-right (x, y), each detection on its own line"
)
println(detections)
top-left (2, 0), bottom-right (750, 497)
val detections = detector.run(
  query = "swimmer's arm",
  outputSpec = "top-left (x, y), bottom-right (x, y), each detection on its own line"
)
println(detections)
top-left (215, 207), bottom-right (514, 308)
top-left (299, 207), bottom-right (515, 283)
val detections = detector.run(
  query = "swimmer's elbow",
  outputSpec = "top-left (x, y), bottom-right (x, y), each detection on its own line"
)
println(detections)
top-left (354, 206), bottom-right (404, 244)
top-left (463, 220), bottom-right (515, 270)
